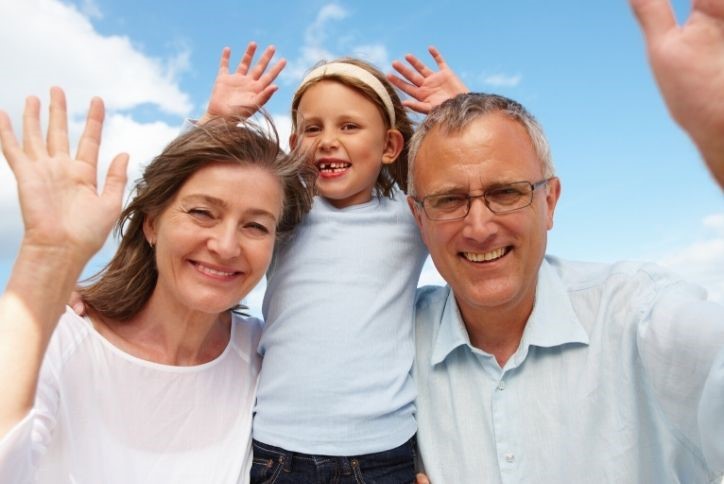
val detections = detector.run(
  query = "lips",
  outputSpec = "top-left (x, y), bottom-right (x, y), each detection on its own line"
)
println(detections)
top-left (461, 246), bottom-right (510, 263)
top-left (191, 261), bottom-right (241, 279)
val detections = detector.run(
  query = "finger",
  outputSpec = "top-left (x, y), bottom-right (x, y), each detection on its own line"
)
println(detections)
top-left (693, 0), bottom-right (724, 18)
top-left (258, 58), bottom-right (287, 87)
top-left (218, 47), bottom-right (232, 74)
top-left (402, 99), bottom-right (431, 115)
top-left (22, 95), bottom-right (45, 160)
top-left (392, 59), bottom-right (425, 86)
top-left (0, 111), bottom-right (24, 173)
top-left (253, 85), bottom-right (279, 108)
top-left (75, 97), bottom-right (105, 172)
top-left (416, 472), bottom-right (431, 484)
top-left (428, 45), bottom-right (448, 69)
top-left (405, 53), bottom-right (434, 77)
top-left (386, 72), bottom-right (421, 98)
top-left (236, 41), bottom-right (258, 75)
top-left (629, 0), bottom-right (677, 42)
top-left (249, 45), bottom-right (277, 80)
top-left (47, 86), bottom-right (70, 157)
top-left (100, 152), bottom-right (129, 215)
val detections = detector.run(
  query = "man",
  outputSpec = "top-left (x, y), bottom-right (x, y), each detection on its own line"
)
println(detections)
top-left (404, 0), bottom-right (724, 481)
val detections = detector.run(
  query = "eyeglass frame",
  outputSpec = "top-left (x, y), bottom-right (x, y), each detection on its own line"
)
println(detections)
top-left (413, 177), bottom-right (555, 221)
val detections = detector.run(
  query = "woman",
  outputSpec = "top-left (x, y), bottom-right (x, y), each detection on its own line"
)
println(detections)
top-left (0, 87), bottom-right (312, 483)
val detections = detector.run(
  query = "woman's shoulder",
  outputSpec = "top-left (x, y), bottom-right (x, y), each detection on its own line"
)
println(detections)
top-left (229, 312), bottom-right (263, 361)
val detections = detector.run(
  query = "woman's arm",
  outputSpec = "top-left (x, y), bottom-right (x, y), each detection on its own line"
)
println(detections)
top-left (0, 87), bottom-right (127, 437)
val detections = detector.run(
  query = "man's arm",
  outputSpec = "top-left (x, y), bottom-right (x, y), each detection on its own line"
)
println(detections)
top-left (630, 0), bottom-right (724, 188)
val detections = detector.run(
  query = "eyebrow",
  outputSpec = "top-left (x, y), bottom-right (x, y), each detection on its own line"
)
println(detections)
top-left (424, 179), bottom-right (524, 197)
top-left (181, 194), bottom-right (279, 220)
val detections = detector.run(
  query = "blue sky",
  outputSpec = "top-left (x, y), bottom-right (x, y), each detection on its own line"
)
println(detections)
top-left (0, 0), bottom-right (722, 315)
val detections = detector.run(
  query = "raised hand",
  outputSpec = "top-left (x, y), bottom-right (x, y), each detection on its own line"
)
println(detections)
top-left (201, 42), bottom-right (286, 123)
top-left (388, 46), bottom-right (468, 114)
top-left (0, 87), bottom-right (128, 264)
top-left (630, 0), bottom-right (724, 188)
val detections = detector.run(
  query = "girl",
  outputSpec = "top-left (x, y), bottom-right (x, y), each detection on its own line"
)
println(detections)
top-left (203, 42), bottom-right (466, 483)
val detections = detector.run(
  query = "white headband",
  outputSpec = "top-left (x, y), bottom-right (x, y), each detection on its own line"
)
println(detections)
top-left (297, 62), bottom-right (396, 126)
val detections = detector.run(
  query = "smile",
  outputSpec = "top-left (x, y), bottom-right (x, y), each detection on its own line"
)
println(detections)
top-left (191, 261), bottom-right (240, 278)
top-left (316, 160), bottom-right (351, 174)
top-left (462, 247), bottom-right (509, 263)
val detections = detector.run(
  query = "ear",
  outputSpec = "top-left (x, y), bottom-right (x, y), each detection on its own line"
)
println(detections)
top-left (289, 133), bottom-right (298, 150)
top-left (544, 177), bottom-right (561, 230)
top-left (143, 214), bottom-right (158, 247)
top-left (381, 129), bottom-right (405, 165)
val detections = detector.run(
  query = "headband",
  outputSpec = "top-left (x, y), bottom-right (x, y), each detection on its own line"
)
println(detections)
top-left (297, 62), bottom-right (396, 126)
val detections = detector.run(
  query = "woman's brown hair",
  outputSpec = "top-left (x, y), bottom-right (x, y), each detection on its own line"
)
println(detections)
top-left (81, 115), bottom-right (314, 321)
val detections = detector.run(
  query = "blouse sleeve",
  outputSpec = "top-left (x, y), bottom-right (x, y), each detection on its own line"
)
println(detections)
top-left (0, 315), bottom-right (64, 482)
top-left (699, 347), bottom-right (724, 471)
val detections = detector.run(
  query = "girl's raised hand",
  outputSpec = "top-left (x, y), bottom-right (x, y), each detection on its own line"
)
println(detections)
top-left (0, 87), bottom-right (128, 265)
top-left (388, 46), bottom-right (468, 114)
top-left (201, 42), bottom-right (287, 123)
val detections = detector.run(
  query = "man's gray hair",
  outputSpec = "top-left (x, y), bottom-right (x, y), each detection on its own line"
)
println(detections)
top-left (407, 93), bottom-right (554, 197)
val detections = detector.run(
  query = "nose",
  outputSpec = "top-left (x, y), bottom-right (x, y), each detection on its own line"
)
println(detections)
top-left (461, 196), bottom-right (498, 241)
top-left (318, 128), bottom-right (339, 151)
top-left (207, 223), bottom-right (242, 260)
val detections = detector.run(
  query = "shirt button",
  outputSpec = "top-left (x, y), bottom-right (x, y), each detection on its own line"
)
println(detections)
top-left (497, 381), bottom-right (506, 391)
top-left (504, 453), bottom-right (515, 463)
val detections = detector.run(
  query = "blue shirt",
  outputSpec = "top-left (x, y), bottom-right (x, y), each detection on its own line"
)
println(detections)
top-left (414, 256), bottom-right (724, 483)
top-left (256, 193), bottom-right (427, 455)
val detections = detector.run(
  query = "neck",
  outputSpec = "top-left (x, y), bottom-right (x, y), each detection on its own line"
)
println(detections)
top-left (94, 292), bottom-right (231, 366)
top-left (458, 297), bottom-right (534, 368)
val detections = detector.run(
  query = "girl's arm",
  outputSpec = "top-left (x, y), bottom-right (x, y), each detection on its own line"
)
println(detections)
top-left (199, 42), bottom-right (286, 124)
top-left (0, 87), bottom-right (128, 438)
top-left (388, 46), bottom-right (468, 115)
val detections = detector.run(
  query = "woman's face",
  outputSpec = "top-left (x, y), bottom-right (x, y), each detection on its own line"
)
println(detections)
top-left (144, 162), bottom-right (283, 316)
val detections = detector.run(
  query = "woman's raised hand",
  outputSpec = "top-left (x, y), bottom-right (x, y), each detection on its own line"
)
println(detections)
top-left (201, 42), bottom-right (286, 123)
top-left (0, 87), bottom-right (128, 265)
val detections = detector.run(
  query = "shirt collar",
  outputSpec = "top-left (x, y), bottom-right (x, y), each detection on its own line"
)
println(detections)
top-left (430, 257), bottom-right (589, 367)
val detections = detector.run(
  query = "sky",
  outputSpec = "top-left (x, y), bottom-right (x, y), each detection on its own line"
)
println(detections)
top-left (0, 0), bottom-right (722, 316)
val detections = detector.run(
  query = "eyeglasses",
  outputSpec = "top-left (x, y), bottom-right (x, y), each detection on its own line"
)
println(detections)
top-left (414, 178), bottom-right (554, 221)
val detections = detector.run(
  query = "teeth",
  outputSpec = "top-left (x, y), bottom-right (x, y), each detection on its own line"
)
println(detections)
top-left (463, 247), bottom-right (507, 262)
top-left (196, 263), bottom-right (235, 277)
top-left (317, 161), bottom-right (350, 171)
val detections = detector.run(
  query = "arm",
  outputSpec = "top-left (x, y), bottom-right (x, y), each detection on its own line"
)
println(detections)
top-left (387, 46), bottom-right (468, 114)
top-left (199, 41), bottom-right (286, 124)
top-left (0, 87), bottom-right (128, 437)
top-left (630, 0), bottom-right (724, 189)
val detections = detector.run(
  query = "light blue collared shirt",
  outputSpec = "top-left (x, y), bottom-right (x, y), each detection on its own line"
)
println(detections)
top-left (414, 256), bottom-right (724, 483)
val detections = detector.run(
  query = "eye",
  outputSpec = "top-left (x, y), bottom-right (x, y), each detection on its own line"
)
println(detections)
top-left (428, 194), bottom-right (467, 211)
top-left (186, 208), bottom-right (214, 220)
top-left (302, 124), bottom-right (321, 135)
top-left (243, 222), bottom-right (274, 237)
top-left (341, 122), bottom-right (359, 131)
top-left (487, 185), bottom-right (526, 205)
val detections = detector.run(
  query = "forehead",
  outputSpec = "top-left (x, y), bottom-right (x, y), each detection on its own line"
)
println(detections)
top-left (296, 80), bottom-right (381, 116)
top-left (176, 163), bottom-right (283, 212)
top-left (414, 113), bottom-right (542, 193)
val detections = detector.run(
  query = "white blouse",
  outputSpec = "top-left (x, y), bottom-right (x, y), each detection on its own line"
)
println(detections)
top-left (0, 307), bottom-right (261, 484)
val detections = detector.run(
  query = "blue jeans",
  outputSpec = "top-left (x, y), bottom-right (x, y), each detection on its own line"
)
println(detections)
top-left (250, 437), bottom-right (417, 484)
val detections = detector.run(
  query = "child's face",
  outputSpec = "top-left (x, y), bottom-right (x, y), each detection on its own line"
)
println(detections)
top-left (294, 80), bottom-right (397, 208)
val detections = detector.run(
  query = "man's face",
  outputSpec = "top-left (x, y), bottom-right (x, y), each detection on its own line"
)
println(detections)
top-left (409, 113), bottom-right (560, 326)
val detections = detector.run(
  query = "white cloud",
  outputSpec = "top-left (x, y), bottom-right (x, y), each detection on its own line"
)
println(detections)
top-left (0, 0), bottom-right (192, 118)
top-left (0, 0), bottom-right (191, 267)
top-left (659, 212), bottom-right (724, 303)
top-left (481, 73), bottom-right (522, 88)
top-left (282, 3), bottom-right (389, 83)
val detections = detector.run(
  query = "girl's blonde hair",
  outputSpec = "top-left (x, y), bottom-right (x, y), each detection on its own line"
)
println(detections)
top-left (291, 58), bottom-right (414, 195)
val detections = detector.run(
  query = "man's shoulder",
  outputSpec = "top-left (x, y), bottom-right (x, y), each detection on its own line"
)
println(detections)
top-left (415, 285), bottom-right (449, 314)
